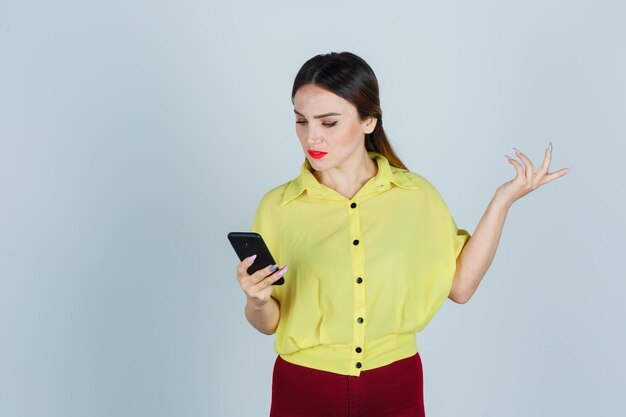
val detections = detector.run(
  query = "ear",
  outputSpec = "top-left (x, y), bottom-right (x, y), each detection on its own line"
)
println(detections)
top-left (363, 116), bottom-right (377, 134)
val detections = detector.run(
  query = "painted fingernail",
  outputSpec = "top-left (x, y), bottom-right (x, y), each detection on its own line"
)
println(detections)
top-left (504, 154), bottom-right (514, 161)
top-left (565, 165), bottom-right (574, 173)
top-left (246, 254), bottom-right (257, 265)
top-left (513, 147), bottom-right (522, 153)
top-left (549, 142), bottom-right (553, 153)
top-left (268, 264), bottom-right (278, 272)
top-left (276, 265), bottom-right (289, 276)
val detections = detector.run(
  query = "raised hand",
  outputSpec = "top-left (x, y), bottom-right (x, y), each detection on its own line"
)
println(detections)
top-left (496, 143), bottom-right (572, 208)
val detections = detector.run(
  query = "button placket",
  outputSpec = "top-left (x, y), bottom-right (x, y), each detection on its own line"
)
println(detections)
top-left (349, 199), bottom-right (366, 373)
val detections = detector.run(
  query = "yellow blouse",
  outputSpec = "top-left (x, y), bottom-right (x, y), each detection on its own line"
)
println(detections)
top-left (251, 151), bottom-right (471, 376)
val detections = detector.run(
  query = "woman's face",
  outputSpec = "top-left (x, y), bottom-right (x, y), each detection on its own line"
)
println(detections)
top-left (292, 84), bottom-right (376, 172)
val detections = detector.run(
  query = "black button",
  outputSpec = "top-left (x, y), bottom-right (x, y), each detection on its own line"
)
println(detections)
top-left (357, 317), bottom-right (364, 324)
top-left (350, 202), bottom-right (357, 208)
top-left (353, 239), bottom-right (359, 246)
top-left (356, 362), bottom-right (362, 369)
top-left (356, 277), bottom-right (363, 284)
top-left (355, 347), bottom-right (362, 353)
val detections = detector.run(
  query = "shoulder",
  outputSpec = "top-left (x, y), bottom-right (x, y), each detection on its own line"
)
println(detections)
top-left (389, 165), bottom-right (438, 193)
top-left (254, 179), bottom-right (294, 212)
top-left (257, 181), bottom-right (288, 204)
top-left (251, 181), bottom-right (292, 231)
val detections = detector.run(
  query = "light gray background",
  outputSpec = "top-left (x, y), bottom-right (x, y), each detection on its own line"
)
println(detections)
top-left (1, 1), bottom-right (624, 416)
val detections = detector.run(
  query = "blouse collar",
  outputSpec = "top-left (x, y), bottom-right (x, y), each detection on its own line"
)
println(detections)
top-left (280, 151), bottom-right (420, 205)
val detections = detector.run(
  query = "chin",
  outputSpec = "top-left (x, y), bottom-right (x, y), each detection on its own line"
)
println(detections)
top-left (307, 157), bottom-right (330, 170)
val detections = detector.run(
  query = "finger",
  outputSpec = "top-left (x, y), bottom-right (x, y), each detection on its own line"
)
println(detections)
top-left (255, 265), bottom-right (289, 290)
top-left (236, 254), bottom-right (257, 280)
top-left (271, 264), bottom-right (288, 283)
top-left (248, 263), bottom-right (280, 286)
top-left (247, 266), bottom-right (288, 300)
top-left (540, 167), bottom-right (572, 185)
top-left (535, 142), bottom-right (552, 178)
top-left (512, 147), bottom-right (534, 180)
top-left (505, 155), bottom-right (525, 179)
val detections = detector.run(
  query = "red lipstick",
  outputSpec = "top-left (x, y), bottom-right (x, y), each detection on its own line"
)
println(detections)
top-left (308, 150), bottom-right (327, 159)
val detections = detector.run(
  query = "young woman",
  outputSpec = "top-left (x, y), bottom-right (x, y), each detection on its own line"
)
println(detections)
top-left (235, 51), bottom-right (571, 417)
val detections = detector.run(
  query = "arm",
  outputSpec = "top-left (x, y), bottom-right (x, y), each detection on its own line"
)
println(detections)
top-left (236, 255), bottom-right (288, 335)
top-left (245, 296), bottom-right (280, 335)
top-left (448, 144), bottom-right (571, 304)
top-left (448, 194), bottom-right (509, 304)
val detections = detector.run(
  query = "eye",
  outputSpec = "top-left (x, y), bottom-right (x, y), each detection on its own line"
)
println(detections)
top-left (295, 120), bottom-right (307, 125)
top-left (322, 121), bottom-right (337, 128)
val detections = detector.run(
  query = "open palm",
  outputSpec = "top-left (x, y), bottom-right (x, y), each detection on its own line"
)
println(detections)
top-left (496, 143), bottom-right (572, 207)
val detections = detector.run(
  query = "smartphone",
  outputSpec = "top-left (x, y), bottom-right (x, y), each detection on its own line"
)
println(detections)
top-left (227, 232), bottom-right (285, 285)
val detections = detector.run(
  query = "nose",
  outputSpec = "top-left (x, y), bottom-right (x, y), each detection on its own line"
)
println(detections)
top-left (306, 124), bottom-right (323, 145)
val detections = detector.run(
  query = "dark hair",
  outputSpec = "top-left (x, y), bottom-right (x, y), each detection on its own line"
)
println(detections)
top-left (291, 51), bottom-right (408, 170)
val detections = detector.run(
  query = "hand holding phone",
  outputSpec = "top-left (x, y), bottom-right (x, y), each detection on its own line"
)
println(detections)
top-left (228, 232), bottom-right (286, 286)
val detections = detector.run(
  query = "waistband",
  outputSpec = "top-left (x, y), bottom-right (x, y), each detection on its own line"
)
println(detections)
top-left (278, 333), bottom-right (418, 376)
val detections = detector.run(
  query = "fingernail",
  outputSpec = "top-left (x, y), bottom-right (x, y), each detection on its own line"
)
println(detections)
top-left (565, 165), bottom-right (574, 173)
top-left (247, 254), bottom-right (257, 265)
top-left (269, 264), bottom-right (278, 272)
top-left (504, 154), bottom-right (513, 161)
top-left (549, 142), bottom-right (553, 153)
top-left (276, 265), bottom-right (289, 276)
top-left (512, 147), bottom-right (522, 153)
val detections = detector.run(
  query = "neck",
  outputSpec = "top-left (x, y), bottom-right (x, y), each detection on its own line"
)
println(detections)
top-left (314, 149), bottom-right (378, 199)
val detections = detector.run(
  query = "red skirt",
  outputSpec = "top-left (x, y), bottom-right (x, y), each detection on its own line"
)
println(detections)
top-left (269, 352), bottom-right (425, 417)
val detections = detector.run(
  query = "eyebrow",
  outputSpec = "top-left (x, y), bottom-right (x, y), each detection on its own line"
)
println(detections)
top-left (294, 109), bottom-right (342, 119)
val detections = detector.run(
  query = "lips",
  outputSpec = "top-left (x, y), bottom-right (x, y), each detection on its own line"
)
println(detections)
top-left (308, 150), bottom-right (327, 159)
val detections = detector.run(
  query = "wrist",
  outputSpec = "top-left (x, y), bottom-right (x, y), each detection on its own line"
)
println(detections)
top-left (246, 296), bottom-right (271, 311)
top-left (491, 192), bottom-right (513, 211)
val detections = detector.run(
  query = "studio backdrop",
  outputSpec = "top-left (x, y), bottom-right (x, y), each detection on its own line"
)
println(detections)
top-left (0, 1), bottom-right (624, 416)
